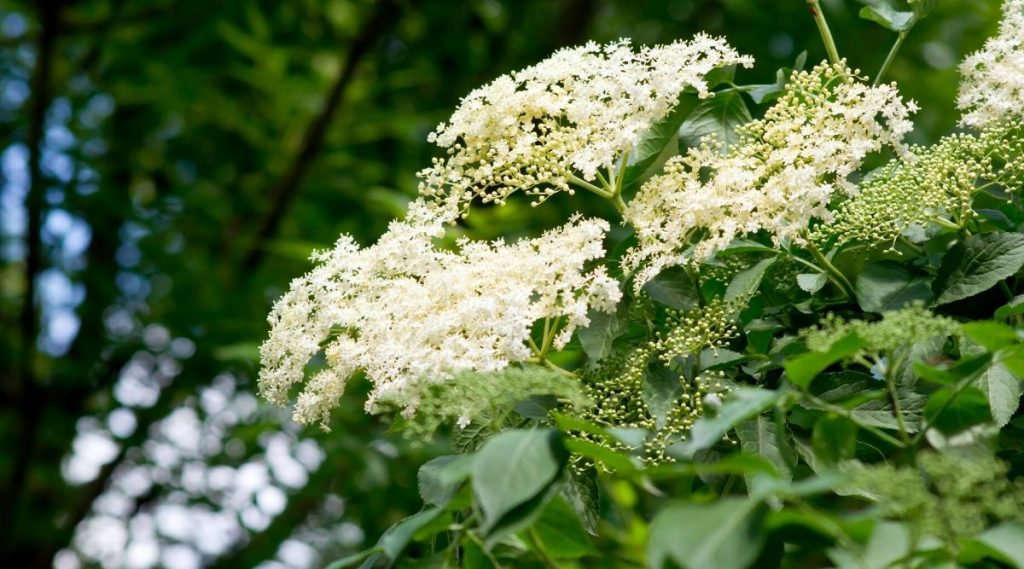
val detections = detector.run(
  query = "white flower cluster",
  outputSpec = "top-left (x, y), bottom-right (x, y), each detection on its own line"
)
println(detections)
top-left (418, 36), bottom-right (753, 213)
top-left (958, 0), bottom-right (1024, 128)
top-left (258, 200), bottom-right (620, 428)
top-left (622, 61), bottom-right (917, 289)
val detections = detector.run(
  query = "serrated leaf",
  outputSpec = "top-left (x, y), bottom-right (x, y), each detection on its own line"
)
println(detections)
top-left (674, 388), bottom-right (781, 457)
top-left (934, 233), bottom-right (1024, 305)
top-left (859, 5), bottom-right (915, 31)
top-left (678, 91), bottom-right (752, 152)
top-left (855, 260), bottom-right (933, 313)
top-left (725, 257), bottom-right (777, 302)
top-left (578, 301), bottom-right (629, 362)
top-left (563, 467), bottom-right (600, 536)
top-left (326, 507), bottom-right (444, 568)
top-left (472, 429), bottom-right (566, 533)
top-left (622, 93), bottom-right (700, 188)
top-left (977, 363), bottom-right (1022, 428)
top-left (649, 498), bottom-right (768, 569)
top-left (923, 386), bottom-right (993, 435)
top-left (642, 362), bottom-right (683, 430)
top-left (418, 454), bottom-right (474, 506)
top-left (736, 416), bottom-right (794, 495)
top-left (643, 265), bottom-right (700, 310)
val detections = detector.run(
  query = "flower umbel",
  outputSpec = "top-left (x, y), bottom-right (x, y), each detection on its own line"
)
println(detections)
top-left (418, 36), bottom-right (753, 214)
top-left (958, 0), bottom-right (1024, 128)
top-left (258, 201), bottom-right (620, 428)
top-left (623, 61), bottom-right (917, 289)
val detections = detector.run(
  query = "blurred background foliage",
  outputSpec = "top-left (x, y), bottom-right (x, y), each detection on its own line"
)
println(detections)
top-left (0, 0), bottom-right (1004, 567)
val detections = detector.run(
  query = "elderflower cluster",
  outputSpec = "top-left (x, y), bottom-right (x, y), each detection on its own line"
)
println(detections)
top-left (258, 200), bottom-right (620, 428)
top-left (622, 61), bottom-right (917, 289)
top-left (818, 122), bottom-right (1024, 248)
top-left (573, 296), bottom-right (738, 465)
top-left (958, 0), bottom-right (1024, 128)
top-left (803, 304), bottom-right (961, 357)
top-left (417, 36), bottom-right (753, 213)
top-left (848, 453), bottom-right (1024, 545)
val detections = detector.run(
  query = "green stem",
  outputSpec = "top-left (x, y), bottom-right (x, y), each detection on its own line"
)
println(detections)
top-left (874, 31), bottom-right (907, 87)
top-left (467, 531), bottom-right (504, 568)
top-left (805, 242), bottom-right (857, 300)
top-left (804, 393), bottom-right (906, 448)
top-left (806, 0), bottom-right (841, 64)
top-left (883, 356), bottom-right (915, 462)
top-left (527, 527), bottom-right (560, 569)
top-left (568, 175), bottom-right (611, 199)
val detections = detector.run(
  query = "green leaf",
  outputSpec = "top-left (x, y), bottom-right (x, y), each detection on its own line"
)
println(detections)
top-left (563, 437), bottom-right (638, 472)
top-left (622, 93), bottom-right (700, 188)
top-left (812, 413), bottom-right (858, 466)
top-left (418, 454), bottom-right (474, 506)
top-left (674, 388), bottom-right (781, 457)
top-left (859, 5), bottom-right (915, 31)
top-left (563, 466), bottom-right (600, 536)
top-left (977, 363), bottom-right (1022, 428)
top-left (530, 496), bottom-right (593, 559)
top-left (934, 233), bottom-right (1024, 305)
top-left (325, 507), bottom-right (444, 568)
top-left (648, 498), bottom-right (768, 569)
top-left (643, 362), bottom-right (683, 430)
top-left (678, 91), bottom-right (752, 152)
top-left (797, 272), bottom-right (827, 294)
top-left (963, 321), bottom-right (1020, 352)
top-left (913, 352), bottom-right (992, 385)
top-left (996, 295), bottom-right (1024, 320)
top-left (699, 348), bottom-right (747, 370)
top-left (855, 261), bottom-right (933, 313)
top-left (910, 0), bottom-right (938, 19)
top-left (969, 522), bottom-right (1024, 568)
top-left (736, 416), bottom-right (794, 494)
top-left (471, 429), bottom-right (566, 533)
top-left (578, 301), bottom-right (629, 362)
top-left (784, 333), bottom-right (865, 389)
top-left (923, 386), bottom-right (993, 435)
top-left (643, 265), bottom-right (701, 310)
top-left (828, 521), bottom-right (913, 569)
top-left (725, 257), bottom-right (777, 302)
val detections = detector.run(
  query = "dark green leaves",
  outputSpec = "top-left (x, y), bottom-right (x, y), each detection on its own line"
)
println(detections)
top-left (923, 386), bottom-right (993, 435)
top-left (855, 261), bottom-right (933, 312)
top-left (812, 414), bottom-right (858, 466)
top-left (726, 257), bottom-right (777, 302)
top-left (859, 4), bottom-right (915, 31)
top-left (471, 429), bottom-right (566, 533)
top-left (934, 233), bottom-right (1024, 305)
top-left (678, 91), bottom-right (752, 151)
top-left (649, 498), bottom-right (768, 569)
top-left (578, 301), bottom-right (629, 362)
top-left (643, 265), bottom-right (701, 310)
top-left (622, 93), bottom-right (700, 187)
top-left (785, 334), bottom-right (865, 389)
top-left (642, 362), bottom-right (683, 430)
top-left (673, 388), bottom-right (782, 458)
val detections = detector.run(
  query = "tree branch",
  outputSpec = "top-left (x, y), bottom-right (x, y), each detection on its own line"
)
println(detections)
top-left (1, 0), bottom-right (60, 547)
top-left (240, 0), bottom-right (398, 272)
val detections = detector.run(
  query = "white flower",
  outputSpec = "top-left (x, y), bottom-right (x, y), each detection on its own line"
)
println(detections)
top-left (958, 0), bottom-right (1024, 128)
top-left (418, 36), bottom-right (753, 214)
top-left (622, 61), bottom-right (917, 289)
top-left (258, 200), bottom-right (621, 428)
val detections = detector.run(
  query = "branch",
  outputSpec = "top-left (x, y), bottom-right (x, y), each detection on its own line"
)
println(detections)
top-left (240, 0), bottom-right (398, 272)
top-left (1, 0), bottom-right (60, 547)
